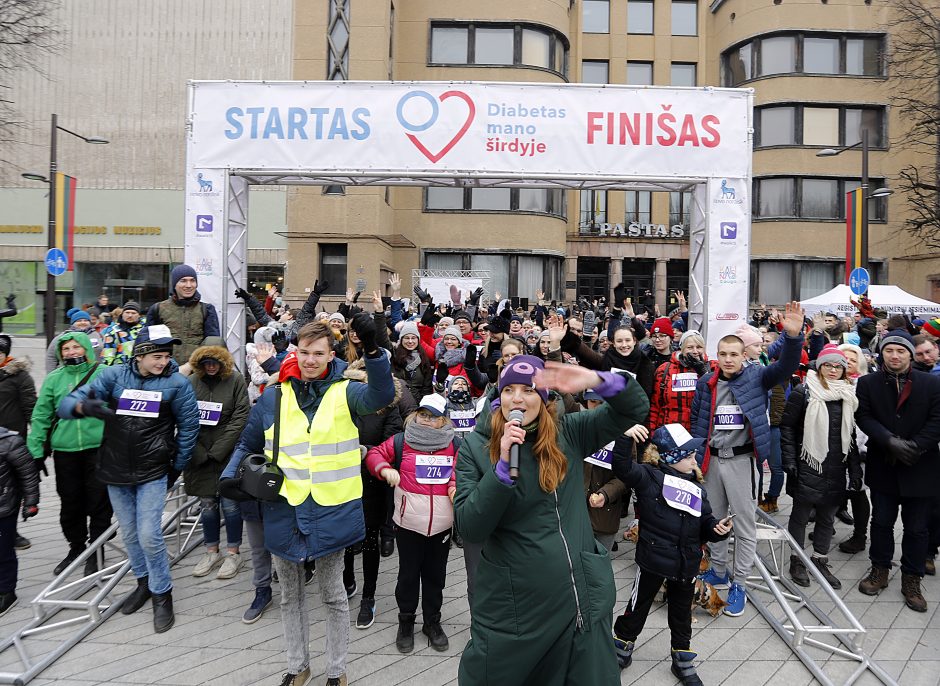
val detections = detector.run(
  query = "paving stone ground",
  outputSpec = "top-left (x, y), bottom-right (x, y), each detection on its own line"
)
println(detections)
top-left (2, 337), bottom-right (937, 685)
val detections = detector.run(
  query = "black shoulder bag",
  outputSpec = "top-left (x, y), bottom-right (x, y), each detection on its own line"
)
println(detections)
top-left (238, 383), bottom-right (286, 501)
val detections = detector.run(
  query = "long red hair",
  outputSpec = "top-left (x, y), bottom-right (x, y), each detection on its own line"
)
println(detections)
top-left (488, 402), bottom-right (567, 492)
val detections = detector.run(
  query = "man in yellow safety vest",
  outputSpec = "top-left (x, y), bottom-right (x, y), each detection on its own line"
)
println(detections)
top-left (222, 316), bottom-right (394, 686)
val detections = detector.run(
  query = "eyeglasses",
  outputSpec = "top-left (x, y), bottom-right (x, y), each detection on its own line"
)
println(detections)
top-left (819, 363), bottom-right (843, 370)
top-left (651, 334), bottom-right (670, 340)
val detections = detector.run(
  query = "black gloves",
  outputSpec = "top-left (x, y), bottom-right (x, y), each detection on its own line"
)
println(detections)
top-left (848, 475), bottom-right (863, 492)
top-left (784, 466), bottom-right (798, 496)
top-left (421, 306), bottom-right (439, 327)
top-left (679, 353), bottom-right (708, 376)
top-left (887, 436), bottom-right (922, 467)
top-left (352, 291), bottom-right (362, 304)
top-left (313, 279), bottom-right (329, 296)
top-left (436, 362), bottom-right (449, 385)
top-left (415, 286), bottom-right (432, 304)
top-left (469, 287), bottom-right (484, 306)
top-left (464, 344), bottom-right (477, 369)
top-left (234, 288), bottom-right (251, 300)
top-left (350, 312), bottom-right (378, 353)
top-left (81, 389), bottom-right (114, 419)
top-left (21, 503), bottom-right (38, 521)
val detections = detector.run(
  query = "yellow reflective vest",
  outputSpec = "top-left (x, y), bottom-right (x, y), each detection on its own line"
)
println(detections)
top-left (263, 380), bottom-right (362, 507)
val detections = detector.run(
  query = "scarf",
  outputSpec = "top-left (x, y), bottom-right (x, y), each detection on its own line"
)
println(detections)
top-left (404, 421), bottom-right (455, 453)
top-left (801, 371), bottom-right (858, 473)
top-left (171, 290), bottom-right (202, 306)
top-left (404, 349), bottom-right (422, 373)
top-left (604, 344), bottom-right (642, 372)
top-left (435, 341), bottom-right (465, 369)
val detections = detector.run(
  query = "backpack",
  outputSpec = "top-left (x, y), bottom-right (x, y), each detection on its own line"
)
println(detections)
top-left (391, 431), bottom-right (460, 470)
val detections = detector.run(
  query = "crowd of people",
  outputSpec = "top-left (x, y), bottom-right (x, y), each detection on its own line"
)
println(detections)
top-left (0, 267), bottom-right (938, 686)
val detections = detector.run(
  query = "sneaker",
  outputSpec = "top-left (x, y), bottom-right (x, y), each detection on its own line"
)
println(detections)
top-left (192, 551), bottom-right (222, 577)
top-left (613, 635), bottom-right (635, 669)
top-left (345, 580), bottom-right (358, 599)
top-left (810, 556), bottom-right (842, 589)
top-left (13, 534), bottom-right (30, 551)
top-left (698, 567), bottom-right (730, 589)
top-left (356, 598), bottom-right (376, 629)
top-left (242, 586), bottom-right (273, 624)
top-left (723, 582), bottom-right (747, 617)
top-left (216, 553), bottom-right (242, 580)
top-left (277, 667), bottom-right (310, 686)
top-left (0, 592), bottom-right (16, 618)
top-left (325, 676), bottom-right (347, 686)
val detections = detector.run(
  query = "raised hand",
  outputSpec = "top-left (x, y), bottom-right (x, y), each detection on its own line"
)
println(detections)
top-left (449, 284), bottom-right (462, 307)
top-left (534, 361), bottom-right (604, 395)
top-left (313, 279), bottom-right (330, 296)
top-left (782, 301), bottom-right (806, 337)
top-left (388, 273), bottom-right (401, 297)
top-left (547, 316), bottom-right (567, 347)
top-left (345, 287), bottom-right (355, 305)
top-left (372, 290), bottom-right (383, 312)
top-left (536, 289), bottom-right (545, 302)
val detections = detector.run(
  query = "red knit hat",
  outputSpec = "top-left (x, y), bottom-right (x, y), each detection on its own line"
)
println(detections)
top-left (816, 343), bottom-right (848, 368)
top-left (922, 318), bottom-right (940, 338)
top-left (651, 317), bottom-right (674, 338)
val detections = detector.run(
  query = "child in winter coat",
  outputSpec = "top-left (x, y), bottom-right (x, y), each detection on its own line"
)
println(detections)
top-left (0, 427), bottom-right (40, 616)
top-left (582, 390), bottom-right (628, 552)
top-left (365, 394), bottom-right (458, 655)
top-left (612, 424), bottom-right (733, 686)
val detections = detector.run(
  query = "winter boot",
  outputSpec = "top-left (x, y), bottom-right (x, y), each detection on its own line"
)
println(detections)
top-left (926, 557), bottom-right (936, 576)
top-left (838, 533), bottom-right (867, 555)
top-left (810, 555), bottom-right (842, 589)
top-left (671, 649), bottom-right (704, 686)
top-left (858, 566), bottom-right (890, 596)
top-left (422, 613), bottom-right (449, 651)
top-left (789, 555), bottom-right (810, 587)
top-left (758, 495), bottom-right (779, 514)
top-left (396, 612), bottom-right (416, 653)
top-left (121, 576), bottom-right (152, 615)
top-left (54, 546), bottom-right (85, 576)
top-left (614, 636), bottom-right (635, 669)
top-left (152, 590), bottom-right (175, 633)
top-left (901, 573), bottom-right (927, 612)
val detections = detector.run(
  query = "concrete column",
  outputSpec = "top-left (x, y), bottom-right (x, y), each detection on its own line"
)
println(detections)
top-left (655, 258), bottom-right (668, 313)
top-left (609, 257), bottom-right (622, 294)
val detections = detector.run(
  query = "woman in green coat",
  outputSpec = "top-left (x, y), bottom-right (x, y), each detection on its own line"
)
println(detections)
top-left (185, 340), bottom-right (250, 580)
top-left (455, 355), bottom-right (649, 686)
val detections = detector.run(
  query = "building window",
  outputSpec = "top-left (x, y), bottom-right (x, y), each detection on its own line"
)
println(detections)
top-left (582, 60), bottom-right (609, 84)
top-left (578, 258), bottom-right (611, 301)
top-left (754, 176), bottom-right (887, 220)
top-left (429, 22), bottom-right (568, 77)
top-left (666, 260), bottom-right (690, 307)
top-left (327, 0), bottom-right (351, 80)
top-left (583, 0), bottom-right (610, 33)
top-left (424, 187), bottom-right (565, 217)
top-left (800, 262), bottom-right (838, 299)
top-left (670, 62), bottom-right (696, 86)
top-left (627, 61), bottom-right (653, 85)
top-left (723, 32), bottom-right (885, 86)
top-left (471, 254), bottom-right (510, 296)
top-left (628, 0), bottom-right (654, 35)
top-left (319, 244), bottom-right (347, 294)
top-left (671, 1), bottom-right (697, 36)
top-left (625, 191), bottom-right (652, 224)
top-left (580, 190), bottom-right (607, 230)
top-left (669, 191), bottom-right (692, 227)
top-left (755, 261), bottom-right (793, 304)
top-left (755, 104), bottom-right (885, 148)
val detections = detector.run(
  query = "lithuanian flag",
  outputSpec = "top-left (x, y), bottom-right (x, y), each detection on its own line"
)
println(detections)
top-left (844, 188), bottom-right (862, 283)
top-left (54, 173), bottom-right (77, 271)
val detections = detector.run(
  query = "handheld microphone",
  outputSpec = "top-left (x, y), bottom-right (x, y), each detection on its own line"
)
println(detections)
top-left (508, 409), bottom-right (524, 481)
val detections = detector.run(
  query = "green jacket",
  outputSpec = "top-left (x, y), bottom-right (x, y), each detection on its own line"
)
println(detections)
top-left (27, 332), bottom-right (104, 458)
top-left (455, 377), bottom-right (649, 686)
top-left (183, 345), bottom-right (250, 497)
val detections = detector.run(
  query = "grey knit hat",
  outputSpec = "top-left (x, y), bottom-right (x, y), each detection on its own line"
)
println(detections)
top-left (879, 330), bottom-right (915, 357)
top-left (399, 321), bottom-right (420, 340)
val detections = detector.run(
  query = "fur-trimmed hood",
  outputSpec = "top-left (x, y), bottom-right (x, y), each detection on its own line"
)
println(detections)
top-left (343, 358), bottom-right (402, 414)
top-left (188, 345), bottom-right (234, 379)
top-left (0, 357), bottom-right (31, 377)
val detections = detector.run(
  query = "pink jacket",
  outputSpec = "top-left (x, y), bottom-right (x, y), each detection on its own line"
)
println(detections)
top-left (366, 435), bottom-right (457, 537)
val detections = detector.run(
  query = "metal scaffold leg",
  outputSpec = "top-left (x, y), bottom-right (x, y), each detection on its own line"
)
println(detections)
top-left (0, 482), bottom-right (204, 686)
top-left (741, 508), bottom-right (898, 686)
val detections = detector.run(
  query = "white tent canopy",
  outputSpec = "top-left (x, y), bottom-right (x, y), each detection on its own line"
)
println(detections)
top-left (801, 284), bottom-right (940, 318)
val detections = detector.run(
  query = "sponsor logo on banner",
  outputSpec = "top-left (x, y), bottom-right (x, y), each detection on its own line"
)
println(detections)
top-left (718, 265), bottom-right (737, 285)
top-left (714, 179), bottom-right (744, 206)
top-left (195, 257), bottom-right (213, 276)
top-left (397, 90), bottom-right (477, 163)
top-left (189, 172), bottom-right (221, 197)
top-left (716, 312), bottom-right (740, 320)
top-left (720, 221), bottom-right (737, 240)
top-left (196, 215), bottom-right (214, 233)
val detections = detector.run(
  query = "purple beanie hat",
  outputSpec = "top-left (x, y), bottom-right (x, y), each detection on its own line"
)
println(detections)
top-left (497, 355), bottom-right (549, 403)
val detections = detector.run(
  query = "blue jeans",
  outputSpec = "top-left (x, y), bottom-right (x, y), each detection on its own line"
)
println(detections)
top-left (108, 477), bottom-right (172, 594)
top-left (758, 427), bottom-right (785, 499)
top-left (199, 496), bottom-right (243, 548)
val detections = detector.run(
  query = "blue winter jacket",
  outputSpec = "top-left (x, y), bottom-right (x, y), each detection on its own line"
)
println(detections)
top-left (222, 351), bottom-right (395, 563)
top-left (58, 359), bottom-right (200, 485)
top-left (690, 332), bottom-right (804, 472)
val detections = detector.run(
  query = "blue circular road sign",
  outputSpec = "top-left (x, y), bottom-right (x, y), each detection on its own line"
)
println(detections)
top-left (45, 248), bottom-right (68, 277)
top-left (849, 267), bottom-right (870, 296)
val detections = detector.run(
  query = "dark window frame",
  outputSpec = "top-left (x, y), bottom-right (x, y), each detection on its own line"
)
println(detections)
top-left (429, 21), bottom-right (570, 79)
top-left (670, 61), bottom-right (697, 86)
top-left (423, 186), bottom-right (567, 219)
top-left (671, 0), bottom-right (698, 37)
top-left (626, 60), bottom-right (654, 85)
top-left (318, 243), bottom-right (348, 295)
top-left (627, 0), bottom-right (655, 35)
top-left (755, 103), bottom-right (886, 149)
top-left (752, 175), bottom-right (888, 221)
top-left (582, 0), bottom-right (610, 34)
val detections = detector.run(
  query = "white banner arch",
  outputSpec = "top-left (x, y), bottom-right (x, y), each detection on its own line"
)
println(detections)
top-left (184, 80), bottom-right (753, 362)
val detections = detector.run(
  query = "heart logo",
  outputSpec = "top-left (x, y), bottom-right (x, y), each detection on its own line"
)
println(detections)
top-left (401, 90), bottom-right (475, 164)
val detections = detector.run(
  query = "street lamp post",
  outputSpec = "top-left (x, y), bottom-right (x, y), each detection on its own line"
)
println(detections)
top-left (816, 128), bottom-right (892, 278)
top-left (21, 114), bottom-right (108, 344)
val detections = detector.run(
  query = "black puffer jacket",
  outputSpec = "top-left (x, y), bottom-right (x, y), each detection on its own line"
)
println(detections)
top-left (780, 383), bottom-right (862, 505)
top-left (0, 428), bottom-right (39, 518)
top-left (612, 440), bottom-right (727, 582)
top-left (0, 358), bottom-right (36, 436)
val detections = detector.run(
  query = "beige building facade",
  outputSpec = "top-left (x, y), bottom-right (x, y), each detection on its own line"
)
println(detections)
top-left (288, 0), bottom-right (938, 313)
